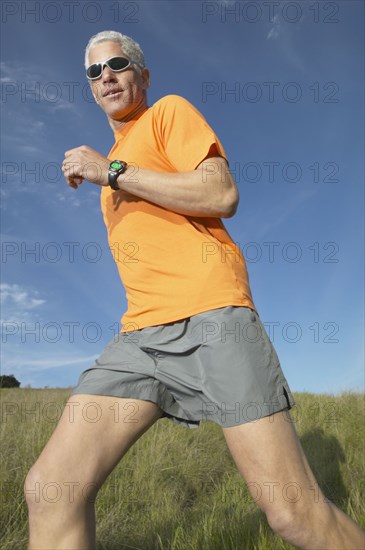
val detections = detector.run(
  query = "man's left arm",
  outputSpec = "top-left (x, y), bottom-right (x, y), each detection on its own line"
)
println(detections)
top-left (62, 146), bottom-right (239, 218)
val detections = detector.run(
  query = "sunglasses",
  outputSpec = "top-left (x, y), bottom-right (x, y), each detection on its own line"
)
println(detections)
top-left (86, 56), bottom-right (142, 80)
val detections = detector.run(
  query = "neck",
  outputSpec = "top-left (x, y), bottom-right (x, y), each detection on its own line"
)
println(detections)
top-left (107, 100), bottom-right (148, 133)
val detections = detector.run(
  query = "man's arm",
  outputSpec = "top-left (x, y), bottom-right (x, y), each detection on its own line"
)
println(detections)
top-left (62, 147), bottom-right (239, 218)
top-left (117, 156), bottom-right (239, 218)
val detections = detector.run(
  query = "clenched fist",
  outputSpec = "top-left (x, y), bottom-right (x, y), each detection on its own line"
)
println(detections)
top-left (62, 145), bottom-right (110, 189)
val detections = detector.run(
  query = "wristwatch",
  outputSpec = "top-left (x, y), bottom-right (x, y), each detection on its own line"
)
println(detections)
top-left (108, 160), bottom-right (128, 190)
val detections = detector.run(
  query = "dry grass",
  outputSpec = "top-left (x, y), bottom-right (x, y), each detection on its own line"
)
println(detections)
top-left (1, 388), bottom-right (364, 549)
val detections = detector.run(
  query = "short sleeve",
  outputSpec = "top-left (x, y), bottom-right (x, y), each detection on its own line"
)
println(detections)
top-left (153, 95), bottom-right (228, 172)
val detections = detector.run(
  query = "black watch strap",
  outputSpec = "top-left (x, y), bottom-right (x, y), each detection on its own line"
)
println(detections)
top-left (108, 160), bottom-right (128, 190)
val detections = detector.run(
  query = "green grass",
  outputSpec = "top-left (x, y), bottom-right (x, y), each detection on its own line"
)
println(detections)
top-left (1, 389), bottom-right (364, 549)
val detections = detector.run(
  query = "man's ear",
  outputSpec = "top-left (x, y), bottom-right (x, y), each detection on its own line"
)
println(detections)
top-left (141, 67), bottom-right (151, 90)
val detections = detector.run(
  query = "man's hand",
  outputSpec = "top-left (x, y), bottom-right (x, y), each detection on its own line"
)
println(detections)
top-left (62, 146), bottom-right (110, 189)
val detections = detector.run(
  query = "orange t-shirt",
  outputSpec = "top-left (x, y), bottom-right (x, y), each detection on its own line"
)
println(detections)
top-left (101, 94), bottom-right (256, 332)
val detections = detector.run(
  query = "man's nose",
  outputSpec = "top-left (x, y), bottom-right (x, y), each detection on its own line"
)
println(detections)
top-left (101, 65), bottom-right (117, 82)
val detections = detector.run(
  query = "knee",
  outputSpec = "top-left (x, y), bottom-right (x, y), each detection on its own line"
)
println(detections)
top-left (24, 464), bottom-right (43, 510)
top-left (24, 463), bottom-right (97, 512)
top-left (266, 504), bottom-right (310, 539)
top-left (24, 463), bottom-right (58, 511)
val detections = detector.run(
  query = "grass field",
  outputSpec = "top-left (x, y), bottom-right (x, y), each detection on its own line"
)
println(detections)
top-left (1, 389), bottom-right (364, 549)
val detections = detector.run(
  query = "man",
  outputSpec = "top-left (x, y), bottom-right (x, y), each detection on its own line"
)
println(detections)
top-left (24, 31), bottom-right (365, 549)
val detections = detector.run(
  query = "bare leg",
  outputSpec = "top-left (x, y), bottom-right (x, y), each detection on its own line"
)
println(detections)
top-left (24, 394), bottom-right (163, 550)
top-left (222, 409), bottom-right (365, 550)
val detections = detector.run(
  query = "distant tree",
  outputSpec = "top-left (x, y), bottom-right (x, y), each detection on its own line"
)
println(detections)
top-left (0, 374), bottom-right (21, 388)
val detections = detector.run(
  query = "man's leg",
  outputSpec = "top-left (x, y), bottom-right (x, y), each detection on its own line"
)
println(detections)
top-left (222, 409), bottom-right (365, 550)
top-left (24, 394), bottom-right (163, 550)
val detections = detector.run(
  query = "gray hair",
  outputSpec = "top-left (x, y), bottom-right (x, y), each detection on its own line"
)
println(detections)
top-left (84, 31), bottom-right (145, 69)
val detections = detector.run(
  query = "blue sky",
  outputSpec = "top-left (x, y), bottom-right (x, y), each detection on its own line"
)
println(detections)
top-left (1, 0), bottom-right (364, 395)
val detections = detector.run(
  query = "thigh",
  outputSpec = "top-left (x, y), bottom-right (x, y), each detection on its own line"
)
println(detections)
top-left (222, 409), bottom-right (322, 516)
top-left (25, 394), bottom-right (163, 504)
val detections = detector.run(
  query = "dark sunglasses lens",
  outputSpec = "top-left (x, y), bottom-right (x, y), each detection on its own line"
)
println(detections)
top-left (108, 57), bottom-right (130, 71)
top-left (87, 64), bottom-right (102, 79)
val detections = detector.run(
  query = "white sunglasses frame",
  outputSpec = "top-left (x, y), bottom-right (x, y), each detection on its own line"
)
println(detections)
top-left (86, 56), bottom-right (143, 81)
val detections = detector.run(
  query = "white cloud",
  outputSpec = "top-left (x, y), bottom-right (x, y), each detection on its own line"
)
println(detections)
top-left (246, 187), bottom-right (318, 241)
top-left (1, 61), bottom-right (78, 114)
top-left (17, 144), bottom-right (45, 155)
top-left (1, 61), bottom-right (80, 164)
top-left (53, 100), bottom-right (80, 112)
top-left (265, 14), bottom-right (310, 76)
top-left (267, 14), bottom-right (281, 40)
top-left (0, 283), bottom-right (46, 323)
top-left (0, 188), bottom-right (10, 209)
top-left (1, 283), bottom-right (46, 308)
top-left (4, 354), bottom-right (99, 371)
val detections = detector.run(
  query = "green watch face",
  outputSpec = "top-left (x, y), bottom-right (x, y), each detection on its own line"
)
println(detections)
top-left (110, 161), bottom-right (123, 170)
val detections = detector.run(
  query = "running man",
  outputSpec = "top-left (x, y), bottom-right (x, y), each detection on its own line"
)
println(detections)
top-left (24, 31), bottom-right (365, 549)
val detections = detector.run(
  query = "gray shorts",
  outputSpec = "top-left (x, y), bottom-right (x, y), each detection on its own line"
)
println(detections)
top-left (70, 306), bottom-right (295, 429)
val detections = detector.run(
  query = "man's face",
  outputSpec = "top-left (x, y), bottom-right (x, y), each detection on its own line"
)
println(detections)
top-left (87, 41), bottom-right (150, 121)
